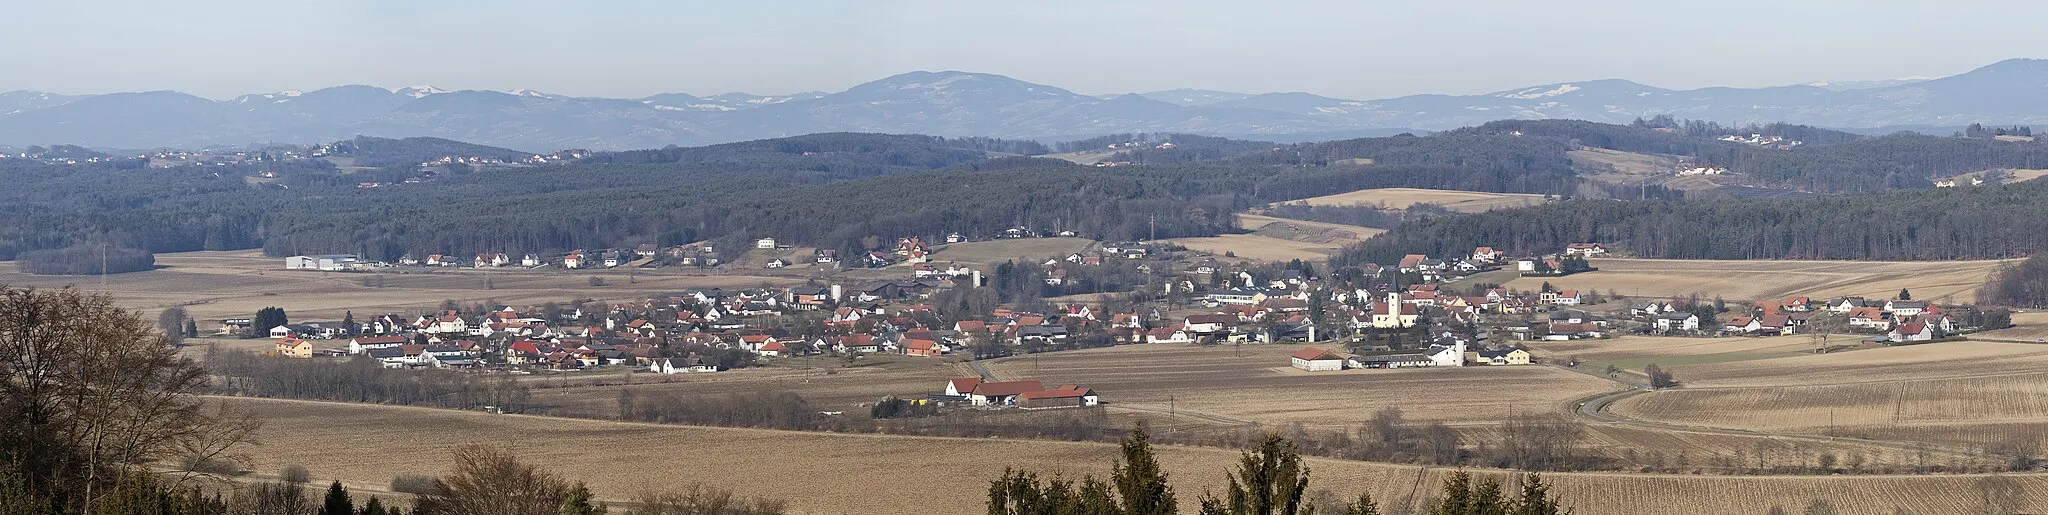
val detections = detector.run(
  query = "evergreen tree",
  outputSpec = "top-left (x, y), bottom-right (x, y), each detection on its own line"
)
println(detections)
top-left (1197, 433), bottom-right (1314, 515)
top-left (1115, 423), bottom-right (1176, 515)
top-left (184, 318), bottom-right (200, 338)
top-left (1898, 288), bottom-right (1912, 301)
top-left (254, 306), bottom-right (289, 334)
top-left (321, 481), bottom-right (353, 515)
top-left (1429, 472), bottom-right (1473, 515)
top-left (561, 481), bottom-right (607, 515)
top-left (342, 311), bottom-right (357, 337)
top-left (1343, 493), bottom-right (1380, 515)
top-left (1511, 474), bottom-right (1563, 515)
top-left (360, 497), bottom-right (387, 515)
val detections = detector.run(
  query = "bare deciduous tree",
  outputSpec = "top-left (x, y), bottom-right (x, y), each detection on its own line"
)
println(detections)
top-left (0, 286), bottom-right (255, 509)
top-left (411, 444), bottom-right (568, 515)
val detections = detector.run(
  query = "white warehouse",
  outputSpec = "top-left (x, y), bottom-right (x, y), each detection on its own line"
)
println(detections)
top-left (285, 254), bottom-right (361, 271)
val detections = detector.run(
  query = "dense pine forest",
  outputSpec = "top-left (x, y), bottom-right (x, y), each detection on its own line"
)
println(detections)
top-left (1341, 180), bottom-right (2048, 264)
top-left (5, 119), bottom-right (2048, 263)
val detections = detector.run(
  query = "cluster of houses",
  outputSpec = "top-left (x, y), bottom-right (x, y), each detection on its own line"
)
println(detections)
top-left (938, 378), bottom-right (1099, 409)
top-left (1625, 294), bottom-right (1961, 342)
top-left (1288, 340), bottom-right (1532, 372)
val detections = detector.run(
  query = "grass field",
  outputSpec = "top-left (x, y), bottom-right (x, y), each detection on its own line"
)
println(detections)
top-left (1292, 188), bottom-right (1549, 213)
top-left (983, 344), bottom-right (1617, 427)
top-left (526, 354), bottom-right (973, 418)
top-left (1165, 234), bottom-right (1342, 264)
top-left (230, 396), bottom-right (2048, 515)
top-left (0, 250), bottom-right (806, 329)
top-left (1501, 258), bottom-right (2008, 303)
top-left (1524, 335), bottom-right (1823, 372)
top-left (1568, 148), bottom-right (1678, 176)
top-left (935, 238), bottom-right (1097, 265)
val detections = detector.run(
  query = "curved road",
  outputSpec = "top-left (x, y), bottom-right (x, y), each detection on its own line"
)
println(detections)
top-left (1555, 365), bottom-right (1999, 461)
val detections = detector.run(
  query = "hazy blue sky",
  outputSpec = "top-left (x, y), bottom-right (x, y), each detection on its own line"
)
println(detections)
top-left (2, 0), bottom-right (2038, 99)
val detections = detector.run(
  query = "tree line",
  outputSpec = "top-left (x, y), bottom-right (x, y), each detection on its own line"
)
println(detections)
top-left (1342, 180), bottom-right (2048, 264)
top-left (13, 245), bottom-right (154, 275)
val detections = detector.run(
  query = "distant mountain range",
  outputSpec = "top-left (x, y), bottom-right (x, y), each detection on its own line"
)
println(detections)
top-left (5, 59), bottom-right (2048, 151)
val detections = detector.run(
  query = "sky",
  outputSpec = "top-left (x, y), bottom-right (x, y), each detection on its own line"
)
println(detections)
top-left (1, 0), bottom-right (2041, 100)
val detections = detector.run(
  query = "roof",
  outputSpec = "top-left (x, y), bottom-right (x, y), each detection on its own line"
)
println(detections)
top-left (1291, 348), bottom-right (1343, 361)
top-left (972, 380), bottom-right (1047, 397)
top-left (1477, 348), bottom-right (1525, 358)
top-left (353, 335), bottom-right (409, 345)
top-left (1019, 388), bottom-right (1094, 400)
top-left (948, 378), bottom-right (982, 393)
top-left (1185, 314), bottom-right (1238, 325)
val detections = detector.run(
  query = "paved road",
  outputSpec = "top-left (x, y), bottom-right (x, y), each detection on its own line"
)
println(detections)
top-left (1551, 364), bottom-right (1999, 461)
top-left (967, 359), bottom-right (997, 381)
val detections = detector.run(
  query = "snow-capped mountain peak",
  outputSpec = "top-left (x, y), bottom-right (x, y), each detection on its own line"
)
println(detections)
top-left (393, 85), bottom-right (448, 98)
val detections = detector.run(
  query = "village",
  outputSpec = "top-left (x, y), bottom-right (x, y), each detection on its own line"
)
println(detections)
top-left (247, 226), bottom-right (2015, 422)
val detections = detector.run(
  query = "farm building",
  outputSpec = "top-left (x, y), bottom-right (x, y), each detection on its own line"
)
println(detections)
top-left (1351, 352), bottom-right (1433, 367)
top-left (965, 380), bottom-right (1046, 406)
top-left (1290, 348), bottom-right (1346, 371)
top-left (285, 254), bottom-right (360, 271)
top-left (1019, 387), bottom-right (1099, 409)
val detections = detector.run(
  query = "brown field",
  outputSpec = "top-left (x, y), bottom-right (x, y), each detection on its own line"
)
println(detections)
top-left (1608, 369), bottom-right (2048, 451)
top-left (935, 238), bottom-right (1097, 265)
top-left (1165, 234), bottom-right (1340, 263)
top-left (1239, 214), bottom-right (1385, 243)
top-left (0, 250), bottom-right (806, 328)
top-left (1524, 335), bottom-right (1820, 372)
top-left (1293, 188), bottom-right (1549, 213)
top-left (982, 344), bottom-right (1617, 427)
top-left (232, 397), bottom-right (2048, 515)
top-left (1568, 148), bottom-right (1678, 176)
top-left (1670, 341), bottom-right (2048, 388)
top-left (526, 354), bottom-right (974, 418)
top-left (1501, 258), bottom-right (2008, 303)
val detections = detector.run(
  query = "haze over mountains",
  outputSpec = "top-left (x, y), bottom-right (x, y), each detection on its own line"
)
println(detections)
top-left (5, 59), bottom-right (2048, 151)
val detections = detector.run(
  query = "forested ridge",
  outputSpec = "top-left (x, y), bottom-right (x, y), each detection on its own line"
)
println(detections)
top-left (7, 121), bottom-right (2048, 263)
top-left (1341, 180), bottom-right (2048, 264)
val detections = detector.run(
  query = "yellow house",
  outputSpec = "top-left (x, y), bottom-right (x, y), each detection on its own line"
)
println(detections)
top-left (275, 337), bottom-right (314, 359)
top-left (1472, 348), bottom-right (1531, 365)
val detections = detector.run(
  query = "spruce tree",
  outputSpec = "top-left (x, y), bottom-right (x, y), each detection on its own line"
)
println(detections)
top-left (1197, 433), bottom-right (1313, 515)
top-left (562, 481), bottom-right (607, 515)
top-left (1510, 474), bottom-right (1562, 515)
top-left (359, 496), bottom-right (386, 515)
top-left (320, 481), bottom-right (353, 515)
top-left (1344, 493), bottom-right (1380, 515)
top-left (1115, 423), bottom-right (1176, 515)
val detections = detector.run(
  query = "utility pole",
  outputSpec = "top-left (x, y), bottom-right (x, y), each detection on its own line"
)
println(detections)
top-left (1149, 215), bottom-right (1156, 242)
top-left (100, 243), bottom-right (108, 287)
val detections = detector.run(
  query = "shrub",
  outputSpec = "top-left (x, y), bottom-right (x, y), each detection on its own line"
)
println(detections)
top-left (389, 474), bottom-right (441, 495)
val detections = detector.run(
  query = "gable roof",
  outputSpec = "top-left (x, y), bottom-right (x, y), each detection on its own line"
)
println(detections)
top-left (1290, 348), bottom-right (1343, 361)
top-left (947, 378), bottom-right (981, 393)
top-left (972, 380), bottom-right (1047, 397)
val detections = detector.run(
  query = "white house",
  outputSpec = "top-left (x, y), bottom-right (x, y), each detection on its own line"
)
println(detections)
top-left (755, 238), bottom-right (778, 249)
top-left (1655, 312), bottom-right (1701, 333)
top-left (285, 254), bottom-right (360, 271)
top-left (651, 357), bottom-right (717, 374)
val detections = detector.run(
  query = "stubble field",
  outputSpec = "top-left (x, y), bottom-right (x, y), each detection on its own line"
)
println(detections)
top-left (982, 344), bottom-right (1619, 427)
top-left (1501, 258), bottom-right (2008, 302)
top-left (229, 396), bottom-right (2048, 515)
top-left (0, 250), bottom-right (806, 327)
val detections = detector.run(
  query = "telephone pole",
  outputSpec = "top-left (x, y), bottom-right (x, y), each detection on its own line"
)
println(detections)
top-left (100, 243), bottom-right (108, 287)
